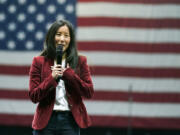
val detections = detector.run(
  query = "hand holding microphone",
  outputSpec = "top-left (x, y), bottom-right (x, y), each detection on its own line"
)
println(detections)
top-left (51, 64), bottom-right (70, 79)
top-left (51, 45), bottom-right (69, 80)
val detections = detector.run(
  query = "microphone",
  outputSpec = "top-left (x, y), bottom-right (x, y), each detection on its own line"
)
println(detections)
top-left (56, 45), bottom-right (63, 65)
top-left (56, 45), bottom-right (63, 82)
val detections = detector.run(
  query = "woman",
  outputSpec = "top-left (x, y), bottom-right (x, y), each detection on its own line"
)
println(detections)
top-left (29, 20), bottom-right (94, 135)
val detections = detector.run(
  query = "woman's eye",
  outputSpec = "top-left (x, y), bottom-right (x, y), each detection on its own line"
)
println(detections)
top-left (56, 33), bottom-right (61, 36)
top-left (65, 35), bottom-right (69, 37)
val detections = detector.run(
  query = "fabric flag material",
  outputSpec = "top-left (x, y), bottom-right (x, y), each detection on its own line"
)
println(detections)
top-left (0, 0), bottom-right (180, 129)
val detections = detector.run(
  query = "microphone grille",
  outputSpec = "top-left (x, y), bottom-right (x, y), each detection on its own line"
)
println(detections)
top-left (56, 45), bottom-right (63, 52)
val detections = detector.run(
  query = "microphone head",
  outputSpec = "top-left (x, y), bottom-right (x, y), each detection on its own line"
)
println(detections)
top-left (56, 44), bottom-right (63, 52)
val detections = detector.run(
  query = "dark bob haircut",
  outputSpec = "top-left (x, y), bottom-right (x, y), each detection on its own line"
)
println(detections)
top-left (40, 20), bottom-right (78, 69)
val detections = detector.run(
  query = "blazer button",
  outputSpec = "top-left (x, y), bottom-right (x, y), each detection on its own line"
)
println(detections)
top-left (80, 108), bottom-right (83, 112)
top-left (69, 104), bottom-right (73, 107)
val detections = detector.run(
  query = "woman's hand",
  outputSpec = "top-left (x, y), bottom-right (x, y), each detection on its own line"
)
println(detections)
top-left (51, 64), bottom-right (70, 79)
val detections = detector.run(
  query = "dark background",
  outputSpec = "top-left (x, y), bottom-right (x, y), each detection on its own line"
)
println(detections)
top-left (0, 125), bottom-right (180, 135)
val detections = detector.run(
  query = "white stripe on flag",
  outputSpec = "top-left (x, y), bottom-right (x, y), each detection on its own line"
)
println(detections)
top-left (1, 75), bottom-right (180, 93)
top-left (0, 75), bottom-right (29, 90)
top-left (85, 100), bottom-right (180, 117)
top-left (1, 51), bottom-right (180, 68)
top-left (1, 99), bottom-right (180, 118)
top-left (81, 51), bottom-right (180, 68)
top-left (77, 3), bottom-right (180, 18)
top-left (0, 51), bottom-right (39, 65)
top-left (77, 27), bottom-right (180, 43)
top-left (0, 99), bottom-right (36, 115)
top-left (92, 76), bottom-right (180, 92)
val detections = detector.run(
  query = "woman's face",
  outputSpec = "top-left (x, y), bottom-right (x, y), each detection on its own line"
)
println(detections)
top-left (54, 25), bottom-right (71, 52)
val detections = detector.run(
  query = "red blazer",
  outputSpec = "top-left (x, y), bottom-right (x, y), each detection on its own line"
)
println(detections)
top-left (29, 55), bottom-right (94, 130)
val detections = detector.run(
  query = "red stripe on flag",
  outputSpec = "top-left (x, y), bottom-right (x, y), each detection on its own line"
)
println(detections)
top-left (91, 66), bottom-right (180, 78)
top-left (0, 114), bottom-right (32, 126)
top-left (1, 89), bottom-right (180, 103)
top-left (91, 91), bottom-right (180, 103)
top-left (78, 42), bottom-right (180, 53)
top-left (91, 116), bottom-right (180, 129)
top-left (78, 17), bottom-right (180, 28)
top-left (1, 65), bottom-right (180, 78)
top-left (0, 114), bottom-right (180, 129)
top-left (0, 113), bottom-right (180, 129)
top-left (1, 64), bottom-right (180, 78)
top-left (0, 65), bottom-right (30, 76)
top-left (0, 89), bottom-right (28, 100)
top-left (79, 0), bottom-right (180, 4)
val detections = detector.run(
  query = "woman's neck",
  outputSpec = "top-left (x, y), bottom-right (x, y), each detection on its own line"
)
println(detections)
top-left (62, 53), bottom-right (66, 60)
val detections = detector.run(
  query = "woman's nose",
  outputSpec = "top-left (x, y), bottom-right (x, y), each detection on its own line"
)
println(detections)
top-left (58, 36), bottom-right (65, 44)
top-left (60, 35), bottom-right (65, 41)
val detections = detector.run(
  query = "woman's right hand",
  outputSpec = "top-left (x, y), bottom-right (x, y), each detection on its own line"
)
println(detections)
top-left (51, 64), bottom-right (70, 80)
top-left (51, 65), bottom-right (62, 79)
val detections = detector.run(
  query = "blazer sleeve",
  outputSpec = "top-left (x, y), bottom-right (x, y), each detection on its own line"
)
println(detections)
top-left (29, 57), bottom-right (57, 103)
top-left (62, 56), bottom-right (94, 99)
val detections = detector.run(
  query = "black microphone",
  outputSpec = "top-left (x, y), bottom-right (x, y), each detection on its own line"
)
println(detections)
top-left (56, 45), bottom-right (63, 82)
top-left (56, 45), bottom-right (63, 65)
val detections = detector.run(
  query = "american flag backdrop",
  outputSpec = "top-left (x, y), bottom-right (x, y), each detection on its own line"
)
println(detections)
top-left (0, 0), bottom-right (180, 129)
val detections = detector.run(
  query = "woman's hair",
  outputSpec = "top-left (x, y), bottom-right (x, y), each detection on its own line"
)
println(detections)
top-left (40, 20), bottom-right (78, 69)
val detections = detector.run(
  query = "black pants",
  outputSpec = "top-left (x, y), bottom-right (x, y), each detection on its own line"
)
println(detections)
top-left (33, 111), bottom-right (80, 135)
